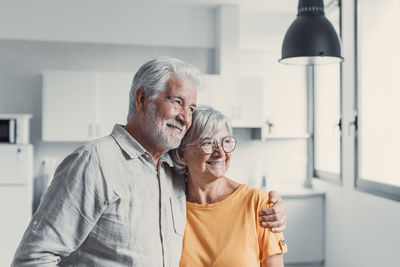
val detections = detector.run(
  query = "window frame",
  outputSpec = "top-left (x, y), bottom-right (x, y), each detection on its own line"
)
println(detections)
top-left (312, 0), bottom-right (343, 185)
top-left (354, 0), bottom-right (400, 201)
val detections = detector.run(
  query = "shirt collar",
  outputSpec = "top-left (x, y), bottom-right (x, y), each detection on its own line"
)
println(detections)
top-left (110, 124), bottom-right (174, 167)
top-left (111, 124), bottom-right (147, 160)
top-left (161, 152), bottom-right (174, 167)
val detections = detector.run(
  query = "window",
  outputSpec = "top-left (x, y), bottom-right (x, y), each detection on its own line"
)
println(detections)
top-left (313, 0), bottom-right (342, 183)
top-left (313, 64), bottom-right (341, 181)
top-left (356, 0), bottom-right (400, 200)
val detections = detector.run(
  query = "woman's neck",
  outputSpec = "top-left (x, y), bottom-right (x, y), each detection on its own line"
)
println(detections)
top-left (186, 176), bottom-right (240, 204)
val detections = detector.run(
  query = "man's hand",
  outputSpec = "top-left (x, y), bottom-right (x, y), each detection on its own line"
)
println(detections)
top-left (258, 190), bottom-right (287, 233)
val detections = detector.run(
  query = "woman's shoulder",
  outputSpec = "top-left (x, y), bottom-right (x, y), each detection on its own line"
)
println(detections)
top-left (240, 184), bottom-right (270, 209)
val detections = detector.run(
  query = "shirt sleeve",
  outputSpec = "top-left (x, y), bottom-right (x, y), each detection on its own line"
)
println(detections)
top-left (12, 148), bottom-right (109, 266)
top-left (256, 191), bottom-right (288, 263)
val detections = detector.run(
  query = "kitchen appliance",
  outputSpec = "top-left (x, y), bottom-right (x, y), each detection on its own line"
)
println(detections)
top-left (0, 144), bottom-right (33, 265)
top-left (0, 113), bottom-right (32, 144)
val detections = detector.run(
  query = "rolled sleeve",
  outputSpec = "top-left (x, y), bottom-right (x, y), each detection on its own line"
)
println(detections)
top-left (12, 149), bottom-right (108, 266)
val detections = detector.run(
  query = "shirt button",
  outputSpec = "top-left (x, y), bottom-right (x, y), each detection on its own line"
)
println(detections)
top-left (144, 153), bottom-right (150, 159)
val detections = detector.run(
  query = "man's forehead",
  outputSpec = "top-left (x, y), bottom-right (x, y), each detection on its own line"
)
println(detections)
top-left (165, 77), bottom-right (197, 100)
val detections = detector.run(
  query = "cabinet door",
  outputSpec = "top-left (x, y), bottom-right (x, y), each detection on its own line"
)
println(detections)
top-left (233, 76), bottom-right (264, 126)
top-left (0, 145), bottom-right (32, 184)
top-left (283, 196), bottom-right (324, 264)
top-left (263, 62), bottom-right (307, 135)
top-left (43, 71), bottom-right (97, 141)
top-left (203, 75), bottom-right (235, 117)
top-left (96, 72), bottom-right (133, 136)
top-left (197, 77), bottom-right (213, 106)
top-left (0, 185), bottom-right (32, 266)
top-left (203, 75), bottom-right (264, 127)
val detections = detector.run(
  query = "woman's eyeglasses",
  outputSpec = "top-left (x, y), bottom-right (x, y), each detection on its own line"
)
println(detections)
top-left (199, 136), bottom-right (237, 154)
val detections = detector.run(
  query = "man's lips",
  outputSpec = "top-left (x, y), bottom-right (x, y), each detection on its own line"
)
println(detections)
top-left (167, 123), bottom-right (184, 133)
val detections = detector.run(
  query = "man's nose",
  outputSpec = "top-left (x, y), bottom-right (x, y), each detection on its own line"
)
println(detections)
top-left (176, 107), bottom-right (192, 127)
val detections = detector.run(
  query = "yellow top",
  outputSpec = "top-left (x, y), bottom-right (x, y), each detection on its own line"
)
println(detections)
top-left (180, 184), bottom-right (288, 267)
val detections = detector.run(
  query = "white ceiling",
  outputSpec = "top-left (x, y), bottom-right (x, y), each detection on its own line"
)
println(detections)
top-left (133, 0), bottom-right (337, 14)
top-left (136, 0), bottom-right (299, 13)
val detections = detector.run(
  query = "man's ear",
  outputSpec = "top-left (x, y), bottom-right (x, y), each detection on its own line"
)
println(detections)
top-left (135, 87), bottom-right (147, 112)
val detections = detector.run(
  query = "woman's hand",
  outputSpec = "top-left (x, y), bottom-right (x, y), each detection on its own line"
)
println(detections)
top-left (258, 191), bottom-right (287, 232)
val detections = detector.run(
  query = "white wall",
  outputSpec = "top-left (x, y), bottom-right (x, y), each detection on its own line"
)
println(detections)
top-left (0, 0), bottom-right (215, 48)
top-left (312, 1), bottom-right (400, 266)
top-left (314, 180), bottom-right (400, 267)
top-left (239, 10), bottom-right (293, 51)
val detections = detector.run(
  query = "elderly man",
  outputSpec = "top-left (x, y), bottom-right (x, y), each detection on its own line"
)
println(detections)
top-left (12, 57), bottom-right (286, 266)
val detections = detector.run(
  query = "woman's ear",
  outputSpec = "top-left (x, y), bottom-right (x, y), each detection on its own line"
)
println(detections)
top-left (135, 87), bottom-right (147, 112)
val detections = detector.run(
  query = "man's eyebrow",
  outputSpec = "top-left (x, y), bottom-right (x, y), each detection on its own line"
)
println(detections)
top-left (168, 95), bottom-right (197, 108)
top-left (167, 94), bottom-right (182, 100)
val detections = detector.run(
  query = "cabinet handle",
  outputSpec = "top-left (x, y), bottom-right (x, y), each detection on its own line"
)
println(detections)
top-left (266, 120), bottom-right (274, 134)
top-left (17, 148), bottom-right (22, 161)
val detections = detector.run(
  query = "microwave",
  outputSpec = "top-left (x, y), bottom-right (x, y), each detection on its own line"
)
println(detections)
top-left (0, 114), bottom-right (32, 144)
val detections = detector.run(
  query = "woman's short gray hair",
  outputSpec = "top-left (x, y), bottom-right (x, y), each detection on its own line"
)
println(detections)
top-left (127, 56), bottom-right (204, 122)
top-left (170, 106), bottom-right (233, 175)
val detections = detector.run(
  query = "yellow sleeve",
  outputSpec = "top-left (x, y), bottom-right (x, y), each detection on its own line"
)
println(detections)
top-left (256, 191), bottom-right (288, 262)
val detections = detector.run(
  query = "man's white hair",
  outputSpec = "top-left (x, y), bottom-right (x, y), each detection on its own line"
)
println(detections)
top-left (126, 56), bottom-right (204, 122)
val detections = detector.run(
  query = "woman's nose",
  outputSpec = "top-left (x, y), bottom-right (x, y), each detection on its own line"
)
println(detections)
top-left (211, 142), bottom-right (224, 155)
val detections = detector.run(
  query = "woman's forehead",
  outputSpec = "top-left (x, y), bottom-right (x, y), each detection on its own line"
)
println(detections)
top-left (200, 126), bottom-right (229, 139)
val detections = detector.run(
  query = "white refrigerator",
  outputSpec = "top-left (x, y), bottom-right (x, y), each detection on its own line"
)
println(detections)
top-left (0, 144), bottom-right (33, 266)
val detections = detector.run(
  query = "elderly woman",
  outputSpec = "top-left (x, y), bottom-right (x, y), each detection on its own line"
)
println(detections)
top-left (171, 106), bottom-right (287, 267)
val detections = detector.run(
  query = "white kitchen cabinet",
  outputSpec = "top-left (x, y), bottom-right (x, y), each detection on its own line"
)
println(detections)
top-left (0, 145), bottom-right (32, 184)
top-left (43, 71), bottom-right (97, 141)
top-left (43, 72), bottom-right (265, 141)
top-left (43, 71), bottom-right (132, 141)
top-left (279, 188), bottom-right (325, 266)
top-left (263, 61), bottom-right (308, 137)
top-left (0, 144), bottom-right (33, 266)
top-left (95, 72), bottom-right (132, 136)
top-left (201, 75), bottom-right (264, 126)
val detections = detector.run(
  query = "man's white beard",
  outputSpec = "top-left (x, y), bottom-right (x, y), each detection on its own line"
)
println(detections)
top-left (143, 102), bottom-right (186, 151)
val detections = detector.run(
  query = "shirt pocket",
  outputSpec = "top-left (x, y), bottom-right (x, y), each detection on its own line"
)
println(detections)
top-left (169, 196), bottom-right (186, 236)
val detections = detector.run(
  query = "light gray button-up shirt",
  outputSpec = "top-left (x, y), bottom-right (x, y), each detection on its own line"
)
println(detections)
top-left (12, 125), bottom-right (186, 267)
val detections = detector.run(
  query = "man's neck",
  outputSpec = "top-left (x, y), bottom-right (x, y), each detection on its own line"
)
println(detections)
top-left (125, 118), bottom-right (165, 163)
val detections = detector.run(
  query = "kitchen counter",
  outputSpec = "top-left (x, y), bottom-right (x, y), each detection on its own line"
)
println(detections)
top-left (266, 185), bottom-right (325, 199)
top-left (261, 185), bottom-right (325, 266)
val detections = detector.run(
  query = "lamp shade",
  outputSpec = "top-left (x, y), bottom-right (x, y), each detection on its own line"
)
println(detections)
top-left (279, 0), bottom-right (343, 65)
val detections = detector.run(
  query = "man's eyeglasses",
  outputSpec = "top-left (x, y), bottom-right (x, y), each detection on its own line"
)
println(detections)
top-left (199, 136), bottom-right (237, 154)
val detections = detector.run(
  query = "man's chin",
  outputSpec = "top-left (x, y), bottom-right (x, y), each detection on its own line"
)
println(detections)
top-left (165, 140), bottom-right (181, 150)
top-left (157, 136), bottom-right (181, 151)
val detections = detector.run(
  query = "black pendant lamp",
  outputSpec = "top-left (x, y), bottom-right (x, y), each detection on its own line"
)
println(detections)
top-left (279, 0), bottom-right (344, 65)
